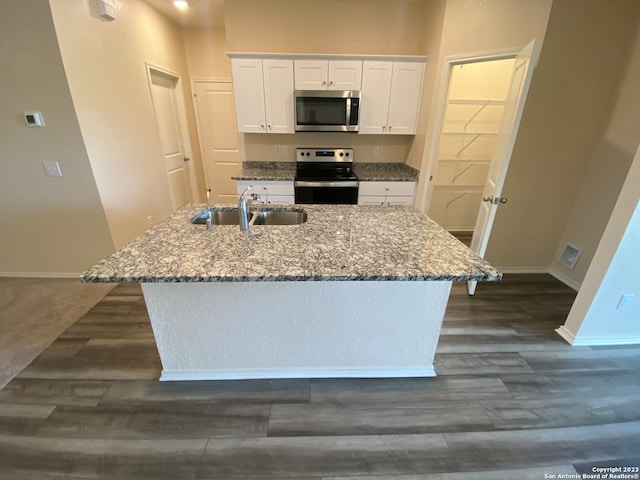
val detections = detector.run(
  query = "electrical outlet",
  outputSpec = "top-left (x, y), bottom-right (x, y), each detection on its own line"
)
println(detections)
top-left (281, 145), bottom-right (288, 154)
top-left (373, 146), bottom-right (380, 157)
top-left (42, 161), bottom-right (62, 177)
top-left (274, 145), bottom-right (281, 154)
top-left (146, 215), bottom-right (153, 228)
top-left (617, 294), bottom-right (634, 311)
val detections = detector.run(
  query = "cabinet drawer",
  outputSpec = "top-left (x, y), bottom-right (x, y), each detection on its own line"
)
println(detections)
top-left (359, 181), bottom-right (416, 197)
top-left (358, 195), bottom-right (386, 205)
top-left (237, 181), bottom-right (294, 196)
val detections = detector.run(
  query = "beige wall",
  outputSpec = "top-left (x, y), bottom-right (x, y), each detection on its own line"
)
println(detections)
top-left (406, 0), bottom-right (447, 171)
top-left (551, 19), bottom-right (640, 287)
top-left (183, 27), bottom-right (231, 79)
top-left (0, 0), bottom-right (114, 275)
top-left (561, 144), bottom-right (640, 343)
top-left (224, 0), bottom-right (426, 55)
top-left (485, 0), bottom-right (640, 271)
top-left (49, 0), bottom-right (204, 249)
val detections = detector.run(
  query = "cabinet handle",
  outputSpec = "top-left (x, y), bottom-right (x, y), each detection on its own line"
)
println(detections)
top-left (322, 81), bottom-right (327, 86)
top-left (389, 126), bottom-right (392, 130)
top-left (329, 81), bottom-right (334, 86)
top-left (382, 126), bottom-right (386, 131)
top-left (268, 125), bottom-right (271, 129)
top-left (260, 124), bottom-right (264, 130)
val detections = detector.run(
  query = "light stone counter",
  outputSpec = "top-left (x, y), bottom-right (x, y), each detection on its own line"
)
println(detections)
top-left (83, 204), bottom-right (500, 381)
top-left (83, 204), bottom-right (499, 283)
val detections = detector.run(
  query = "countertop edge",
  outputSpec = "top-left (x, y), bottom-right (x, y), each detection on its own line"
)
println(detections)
top-left (82, 273), bottom-right (503, 283)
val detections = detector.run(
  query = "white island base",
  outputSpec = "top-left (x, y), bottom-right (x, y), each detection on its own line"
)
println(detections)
top-left (141, 281), bottom-right (452, 381)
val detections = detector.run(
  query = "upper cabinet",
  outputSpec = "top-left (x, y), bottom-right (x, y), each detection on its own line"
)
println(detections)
top-left (231, 58), bottom-right (295, 134)
top-left (294, 60), bottom-right (363, 90)
top-left (359, 61), bottom-right (424, 135)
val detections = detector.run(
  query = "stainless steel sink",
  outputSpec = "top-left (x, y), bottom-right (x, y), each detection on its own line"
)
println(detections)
top-left (190, 208), bottom-right (250, 226)
top-left (191, 208), bottom-right (307, 226)
top-left (251, 210), bottom-right (308, 225)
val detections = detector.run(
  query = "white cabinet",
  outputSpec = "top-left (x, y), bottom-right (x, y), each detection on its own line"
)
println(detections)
top-left (359, 61), bottom-right (424, 135)
top-left (236, 180), bottom-right (295, 205)
top-left (231, 58), bottom-right (294, 134)
top-left (358, 181), bottom-right (416, 206)
top-left (294, 60), bottom-right (363, 90)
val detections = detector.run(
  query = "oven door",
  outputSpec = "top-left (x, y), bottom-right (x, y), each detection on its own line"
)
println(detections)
top-left (294, 181), bottom-right (359, 204)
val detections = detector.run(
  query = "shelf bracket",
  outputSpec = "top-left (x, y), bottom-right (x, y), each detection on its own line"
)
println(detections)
top-left (456, 133), bottom-right (481, 157)
top-left (446, 192), bottom-right (467, 208)
top-left (464, 100), bottom-right (490, 130)
top-left (451, 164), bottom-right (474, 184)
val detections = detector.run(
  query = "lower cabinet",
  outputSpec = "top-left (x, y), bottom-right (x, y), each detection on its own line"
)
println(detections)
top-left (236, 180), bottom-right (295, 205)
top-left (358, 181), bottom-right (416, 206)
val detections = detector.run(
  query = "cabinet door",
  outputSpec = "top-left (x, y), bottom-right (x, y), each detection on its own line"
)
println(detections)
top-left (266, 195), bottom-right (294, 205)
top-left (358, 195), bottom-right (386, 205)
top-left (230, 59), bottom-right (267, 133)
top-left (386, 61), bottom-right (424, 135)
top-left (263, 59), bottom-right (295, 134)
top-left (385, 196), bottom-right (414, 206)
top-left (328, 60), bottom-right (363, 90)
top-left (294, 60), bottom-right (328, 90)
top-left (358, 61), bottom-right (393, 134)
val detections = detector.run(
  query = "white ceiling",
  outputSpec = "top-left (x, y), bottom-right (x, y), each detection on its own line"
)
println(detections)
top-left (143, 0), bottom-right (225, 28)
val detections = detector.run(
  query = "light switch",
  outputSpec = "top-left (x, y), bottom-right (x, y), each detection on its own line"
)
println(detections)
top-left (42, 161), bottom-right (62, 177)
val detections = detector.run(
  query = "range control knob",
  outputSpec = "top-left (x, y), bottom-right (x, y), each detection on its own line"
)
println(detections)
top-left (345, 152), bottom-right (350, 157)
top-left (339, 152), bottom-right (344, 157)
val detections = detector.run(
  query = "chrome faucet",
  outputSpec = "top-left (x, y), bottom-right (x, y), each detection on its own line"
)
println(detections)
top-left (206, 187), bottom-right (213, 230)
top-left (238, 186), bottom-right (260, 231)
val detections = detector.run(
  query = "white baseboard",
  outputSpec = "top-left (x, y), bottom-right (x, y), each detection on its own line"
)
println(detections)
top-left (0, 272), bottom-right (82, 279)
top-left (159, 367), bottom-right (437, 382)
top-left (555, 325), bottom-right (577, 345)
top-left (549, 267), bottom-right (581, 291)
top-left (497, 266), bottom-right (550, 274)
top-left (556, 326), bottom-right (640, 346)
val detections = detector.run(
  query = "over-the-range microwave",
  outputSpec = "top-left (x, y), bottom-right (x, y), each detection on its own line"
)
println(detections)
top-left (294, 90), bottom-right (360, 132)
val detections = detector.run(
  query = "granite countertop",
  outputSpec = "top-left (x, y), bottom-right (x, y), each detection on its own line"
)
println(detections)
top-left (232, 162), bottom-right (296, 181)
top-left (353, 163), bottom-right (419, 181)
top-left (232, 162), bottom-right (419, 182)
top-left (83, 204), bottom-right (501, 283)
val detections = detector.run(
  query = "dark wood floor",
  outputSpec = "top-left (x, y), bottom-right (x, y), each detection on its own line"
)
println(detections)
top-left (1, 275), bottom-right (639, 479)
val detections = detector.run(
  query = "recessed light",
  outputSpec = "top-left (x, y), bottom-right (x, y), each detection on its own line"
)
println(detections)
top-left (173, 0), bottom-right (189, 10)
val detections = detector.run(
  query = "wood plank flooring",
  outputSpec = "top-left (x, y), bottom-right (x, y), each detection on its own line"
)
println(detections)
top-left (1, 275), bottom-right (640, 479)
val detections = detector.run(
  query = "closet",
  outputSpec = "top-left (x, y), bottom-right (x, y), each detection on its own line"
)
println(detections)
top-left (428, 59), bottom-right (515, 232)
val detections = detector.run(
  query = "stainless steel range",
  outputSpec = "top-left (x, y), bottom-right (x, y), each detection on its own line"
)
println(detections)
top-left (294, 148), bottom-right (359, 204)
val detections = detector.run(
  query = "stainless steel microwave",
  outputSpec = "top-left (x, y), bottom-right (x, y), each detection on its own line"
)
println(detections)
top-left (294, 90), bottom-right (360, 132)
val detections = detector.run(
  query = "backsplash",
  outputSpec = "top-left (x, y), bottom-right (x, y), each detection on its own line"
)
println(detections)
top-left (242, 132), bottom-right (412, 163)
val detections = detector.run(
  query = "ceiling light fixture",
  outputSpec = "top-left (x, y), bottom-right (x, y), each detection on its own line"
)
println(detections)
top-left (173, 0), bottom-right (189, 10)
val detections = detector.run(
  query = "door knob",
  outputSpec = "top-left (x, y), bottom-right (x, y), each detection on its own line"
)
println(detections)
top-left (483, 196), bottom-right (508, 204)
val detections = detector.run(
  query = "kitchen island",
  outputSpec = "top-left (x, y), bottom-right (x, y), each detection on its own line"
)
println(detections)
top-left (84, 204), bottom-right (500, 380)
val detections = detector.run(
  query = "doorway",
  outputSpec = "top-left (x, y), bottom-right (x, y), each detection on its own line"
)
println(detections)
top-left (424, 40), bottom-right (540, 294)
top-left (427, 58), bottom-right (515, 237)
top-left (147, 64), bottom-right (197, 210)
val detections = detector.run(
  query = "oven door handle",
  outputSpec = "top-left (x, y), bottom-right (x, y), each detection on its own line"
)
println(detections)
top-left (294, 181), bottom-right (359, 188)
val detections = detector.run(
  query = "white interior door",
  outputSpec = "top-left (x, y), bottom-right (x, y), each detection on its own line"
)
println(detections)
top-left (194, 81), bottom-right (241, 203)
top-left (149, 70), bottom-right (191, 210)
top-left (468, 39), bottom-right (540, 295)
